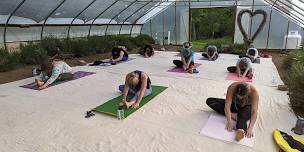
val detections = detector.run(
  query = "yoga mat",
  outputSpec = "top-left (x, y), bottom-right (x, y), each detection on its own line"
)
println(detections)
top-left (20, 71), bottom-right (95, 90)
top-left (96, 58), bottom-right (136, 66)
top-left (167, 63), bottom-right (202, 73)
top-left (93, 85), bottom-right (167, 118)
top-left (200, 57), bottom-right (208, 60)
top-left (226, 72), bottom-right (253, 82)
top-left (200, 113), bottom-right (254, 147)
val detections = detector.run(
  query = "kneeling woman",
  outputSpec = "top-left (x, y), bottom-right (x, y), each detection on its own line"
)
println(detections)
top-left (119, 71), bottom-right (152, 109)
top-left (227, 57), bottom-right (253, 79)
top-left (202, 45), bottom-right (219, 61)
top-left (111, 46), bottom-right (128, 65)
top-left (206, 82), bottom-right (259, 141)
top-left (35, 60), bottom-right (73, 89)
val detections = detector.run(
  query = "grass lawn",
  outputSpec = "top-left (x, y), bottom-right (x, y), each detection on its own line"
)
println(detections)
top-left (192, 36), bottom-right (233, 51)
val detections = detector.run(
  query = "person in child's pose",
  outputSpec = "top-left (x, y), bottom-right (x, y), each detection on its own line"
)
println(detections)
top-left (118, 70), bottom-right (152, 109)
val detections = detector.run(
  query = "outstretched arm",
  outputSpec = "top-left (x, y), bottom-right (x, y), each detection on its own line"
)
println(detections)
top-left (246, 87), bottom-right (259, 138)
top-left (133, 74), bottom-right (148, 108)
top-left (225, 84), bottom-right (234, 131)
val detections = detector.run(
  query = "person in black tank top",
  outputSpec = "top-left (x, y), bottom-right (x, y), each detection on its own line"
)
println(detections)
top-left (110, 46), bottom-right (129, 65)
top-left (139, 44), bottom-right (154, 58)
top-left (205, 82), bottom-right (259, 142)
top-left (118, 70), bottom-right (152, 109)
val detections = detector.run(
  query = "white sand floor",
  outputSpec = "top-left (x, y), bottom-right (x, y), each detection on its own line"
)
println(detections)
top-left (0, 51), bottom-right (301, 152)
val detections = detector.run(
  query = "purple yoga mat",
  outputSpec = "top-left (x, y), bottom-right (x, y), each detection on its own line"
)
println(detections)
top-left (167, 63), bottom-right (202, 73)
top-left (20, 71), bottom-right (95, 90)
top-left (226, 72), bottom-right (253, 82)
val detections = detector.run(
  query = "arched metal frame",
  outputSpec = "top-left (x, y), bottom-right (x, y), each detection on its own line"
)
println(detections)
top-left (118, 0), bottom-right (152, 35)
top-left (87, 0), bottom-right (119, 38)
top-left (67, 0), bottom-right (97, 39)
top-left (40, 0), bottom-right (67, 41)
top-left (3, 0), bottom-right (27, 51)
top-left (130, 1), bottom-right (164, 37)
top-left (104, 0), bottom-right (138, 36)
top-left (1, 0), bottom-right (304, 50)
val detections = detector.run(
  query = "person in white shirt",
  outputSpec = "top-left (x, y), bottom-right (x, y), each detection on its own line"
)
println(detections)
top-left (35, 60), bottom-right (73, 89)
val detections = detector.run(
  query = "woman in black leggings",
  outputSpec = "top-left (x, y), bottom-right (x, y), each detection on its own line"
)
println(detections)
top-left (206, 82), bottom-right (259, 141)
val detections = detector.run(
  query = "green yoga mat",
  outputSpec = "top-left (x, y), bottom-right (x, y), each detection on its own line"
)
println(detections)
top-left (93, 85), bottom-right (167, 118)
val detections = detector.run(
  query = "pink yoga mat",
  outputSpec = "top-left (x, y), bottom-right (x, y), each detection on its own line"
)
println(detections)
top-left (167, 63), bottom-right (202, 73)
top-left (20, 71), bottom-right (95, 90)
top-left (226, 72), bottom-right (253, 82)
top-left (200, 113), bottom-right (254, 147)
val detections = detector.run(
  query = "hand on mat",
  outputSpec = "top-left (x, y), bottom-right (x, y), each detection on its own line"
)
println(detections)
top-left (132, 102), bottom-right (140, 109)
top-left (246, 128), bottom-right (254, 138)
top-left (226, 121), bottom-right (233, 132)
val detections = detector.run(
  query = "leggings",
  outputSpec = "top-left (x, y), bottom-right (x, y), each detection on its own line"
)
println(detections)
top-left (201, 53), bottom-right (208, 59)
top-left (206, 98), bottom-right (251, 131)
top-left (227, 66), bottom-right (252, 77)
top-left (173, 60), bottom-right (194, 68)
top-left (118, 85), bottom-right (152, 102)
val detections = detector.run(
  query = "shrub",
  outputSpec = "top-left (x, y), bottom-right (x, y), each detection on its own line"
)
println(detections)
top-left (133, 34), bottom-right (155, 47)
top-left (287, 62), bottom-right (304, 118)
top-left (41, 36), bottom-right (63, 56)
top-left (69, 38), bottom-right (91, 57)
top-left (283, 50), bottom-right (304, 70)
top-left (0, 48), bottom-right (20, 72)
top-left (19, 42), bottom-right (48, 65)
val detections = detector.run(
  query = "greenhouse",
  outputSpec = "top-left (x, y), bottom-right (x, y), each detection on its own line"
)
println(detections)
top-left (0, 0), bottom-right (304, 152)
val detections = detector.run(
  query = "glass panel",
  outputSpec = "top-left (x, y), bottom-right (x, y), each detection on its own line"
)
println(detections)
top-left (126, 2), bottom-right (159, 24)
top-left (234, 7), bottom-right (252, 44)
top-left (70, 26), bottom-right (90, 38)
top-left (6, 26), bottom-right (41, 42)
top-left (131, 25), bottom-right (142, 37)
top-left (113, 2), bottom-right (146, 24)
top-left (141, 20), bottom-right (152, 37)
top-left (0, 0), bottom-right (22, 15)
top-left (164, 5), bottom-right (175, 45)
top-left (98, 1), bottom-right (133, 24)
top-left (50, 0), bottom-right (95, 20)
top-left (90, 25), bottom-right (106, 36)
top-left (14, 0), bottom-right (63, 23)
top-left (151, 11), bottom-right (164, 44)
top-left (251, 6), bottom-right (271, 48)
top-left (120, 25), bottom-right (132, 35)
top-left (0, 27), bottom-right (4, 43)
top-left (106, 25), bottom-right (120, 35)
top-left (43, 26), bottom-right (69, 39)
top-left (268, 9), bottom-right (288, 49)
top-left (79, 0), bottom-right (116, 23)
top-left (176, 2), bottom-right (189, 44)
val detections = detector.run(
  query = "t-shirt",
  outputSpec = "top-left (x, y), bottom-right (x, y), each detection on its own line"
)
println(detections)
top-left (180, 48), bottom-right (195, 63)
top-left (45, 61), bottom-right (73, 85)
top-left (236, 57), bottom-right (252, 70)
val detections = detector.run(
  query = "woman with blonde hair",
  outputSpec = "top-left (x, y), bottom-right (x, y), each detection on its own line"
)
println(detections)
top-left (118, 70), bottom-right (152, 109)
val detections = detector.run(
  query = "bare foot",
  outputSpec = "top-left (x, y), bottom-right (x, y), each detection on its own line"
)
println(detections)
top-left (236, 129), bottom-right (245, 142)
top-left (35, 79), bottom-right (44, 87)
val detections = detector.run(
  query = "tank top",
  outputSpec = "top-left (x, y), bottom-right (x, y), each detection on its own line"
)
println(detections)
top-left (134, 70), bottom-right (151, 91)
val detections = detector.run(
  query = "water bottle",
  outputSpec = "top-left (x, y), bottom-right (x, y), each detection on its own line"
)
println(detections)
top-left (117, 107), bottom-right (124, 120)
